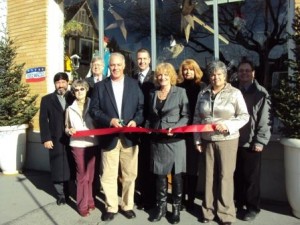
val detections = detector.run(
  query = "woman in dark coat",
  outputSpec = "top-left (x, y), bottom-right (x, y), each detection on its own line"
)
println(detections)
top-left (177, 59), bottom-right (206, 210)
top-left (146, 63), bottom-right (189, 224)
top-left (39, 72), bottom-right (74, 205)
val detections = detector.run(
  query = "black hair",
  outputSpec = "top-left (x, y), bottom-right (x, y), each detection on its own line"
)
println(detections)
top-left (238, 57), bottom-right (255, 70)
top-left (53, 72), bottom-right (69, 83)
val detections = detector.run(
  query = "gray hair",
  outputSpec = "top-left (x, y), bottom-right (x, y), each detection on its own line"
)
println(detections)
top-left (206, 60), bottom-right (228, 79)
top-left (110, 52), bottom-right (125, 65)
top-left (90, 56), bottom-right (103, 65)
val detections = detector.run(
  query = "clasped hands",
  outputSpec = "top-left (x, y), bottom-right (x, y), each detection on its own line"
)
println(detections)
top-left (110, 118), bottom-right (136, 128)
top-left (215, 123), bottom-right (228, 134)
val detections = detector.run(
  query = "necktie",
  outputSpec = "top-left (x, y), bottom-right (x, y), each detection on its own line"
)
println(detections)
top-left (138, 73), bottom-right (143, 84)
top-left (95, 76), bottom-right (101, 83)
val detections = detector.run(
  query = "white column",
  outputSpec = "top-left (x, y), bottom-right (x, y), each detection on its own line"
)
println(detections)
top-left (47, 0), bottom-right (65, 92)
top-left (0, 0), bottom-right (7, 39)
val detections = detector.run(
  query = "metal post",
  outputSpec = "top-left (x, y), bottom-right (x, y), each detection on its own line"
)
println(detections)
top-left (206, 0), bottom-right (244, 59)
top-left (150, 0), bottom-right (156, 69)
top-left (98, 0), bottom-right (104, 59)
top-left (213, 0), bottom-right (219, 60)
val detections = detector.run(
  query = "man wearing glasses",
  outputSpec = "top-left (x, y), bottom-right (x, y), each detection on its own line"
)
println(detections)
top-left (233, 57), bottom-right (272, 222)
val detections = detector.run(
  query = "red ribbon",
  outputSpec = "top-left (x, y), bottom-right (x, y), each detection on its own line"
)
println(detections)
top-left (73, 124), bottom-right (215, 137)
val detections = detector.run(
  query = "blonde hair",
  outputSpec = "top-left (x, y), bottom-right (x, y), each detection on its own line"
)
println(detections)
top-left (177, 59), bottom-right (203, 85)
top-left (71, 79), bottom-right (89, 94)
top-left (154, 63), bottom-right (177, 86)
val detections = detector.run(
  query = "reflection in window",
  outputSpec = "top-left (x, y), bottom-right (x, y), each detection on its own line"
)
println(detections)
top-left (80, 39), bottom-right (93, 64)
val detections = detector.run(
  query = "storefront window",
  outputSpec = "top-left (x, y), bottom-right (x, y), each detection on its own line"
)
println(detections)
top-left (65, 0), bottom-right (288, 87)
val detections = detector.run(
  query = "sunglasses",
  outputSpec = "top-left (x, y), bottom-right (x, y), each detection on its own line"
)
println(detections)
top-left (74, 87), bottom-right (85, 92)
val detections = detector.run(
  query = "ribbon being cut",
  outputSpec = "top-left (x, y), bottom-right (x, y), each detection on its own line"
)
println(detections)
top-left (73, 124), bottom-right (215, 137)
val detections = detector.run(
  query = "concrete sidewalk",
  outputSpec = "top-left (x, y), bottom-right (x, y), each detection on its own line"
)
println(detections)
top-left (0, 170), bottom-right (299, 225)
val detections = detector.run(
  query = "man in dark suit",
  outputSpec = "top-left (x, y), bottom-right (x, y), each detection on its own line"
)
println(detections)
top-left (89, 52), bottom-right (144, 221)
top-left (132, 48), bottom-right (156, 210)
top-left (39, 72), bottom-right (74, 205)
top-left (85, 56), bottom-right (105, 196)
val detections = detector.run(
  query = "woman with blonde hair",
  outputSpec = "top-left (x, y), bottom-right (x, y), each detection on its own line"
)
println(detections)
top-left (146, 63), bottom-right (190, 224)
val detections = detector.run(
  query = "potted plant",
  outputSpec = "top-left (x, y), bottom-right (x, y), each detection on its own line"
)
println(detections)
top-left (0, 33), bottom-right (38, 174)
top-left (272, 8), bottom-right (300, 218)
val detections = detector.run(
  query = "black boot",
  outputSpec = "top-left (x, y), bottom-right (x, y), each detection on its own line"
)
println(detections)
top-left (150, 202), bottom-right (167, 222)
top-left (170, 173), bottom-right (182, 224)
top-left (171, 204), bottom-right (180, 224)
top-left (149, 175), bottom-right (167, 222)
top-left (181, 174), bottom-right (187, 211)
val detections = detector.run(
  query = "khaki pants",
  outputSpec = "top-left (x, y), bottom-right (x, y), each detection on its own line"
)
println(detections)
top-left (202, 139), bottom-right (238, 223)
top-left (101, 139), bottom-right (139, 213)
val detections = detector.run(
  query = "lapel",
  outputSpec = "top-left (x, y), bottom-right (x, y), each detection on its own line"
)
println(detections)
top-left (86, 77), bottom-right (95, 88)
top-left (121, 76), bottom-right (129, 117)
top-left (50, 92), bottom-right (64, 112)
top-left (161, 86), bottom-right (176, 112)
top-left (104, 77), bottom-right (121, 117)
top-left (143, 69), bottom-right (153, 83)
top-left (152, 89), bottom-right (159, 115)
top-left (151, 86), bottom-right (176, 116)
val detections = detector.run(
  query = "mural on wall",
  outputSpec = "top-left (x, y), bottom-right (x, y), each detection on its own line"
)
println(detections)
top-left (105, 5), bottom-right (127, 40)
top-left (65, 0), bottom-right (288, 88)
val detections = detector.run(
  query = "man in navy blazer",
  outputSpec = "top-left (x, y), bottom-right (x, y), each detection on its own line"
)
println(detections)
top-left (89, 52), bottom-right (144, 221)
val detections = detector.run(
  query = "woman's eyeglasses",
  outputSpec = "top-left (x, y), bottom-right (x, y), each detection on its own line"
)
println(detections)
top-left (74, 88), bottom-right (85, 92)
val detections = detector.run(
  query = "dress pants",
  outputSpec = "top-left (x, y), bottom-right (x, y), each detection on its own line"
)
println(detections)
top-left (234, 147), bottom-right (262, 212)
top-left (202, 139), bottom-right (238, 223)
top-left (101, 138), bottom-right (139, 213)
top-left (53, 182), bottom-right (68, 199)
top-left (72, 146), bottom-right (97, 213)
top-left (136, 134), bottom-right (156, 207)
top-left (183, 135), bottom-right (200, 205)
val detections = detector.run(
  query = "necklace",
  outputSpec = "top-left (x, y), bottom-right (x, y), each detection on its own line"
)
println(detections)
top-left (158, 89), bottom-right (170, 101)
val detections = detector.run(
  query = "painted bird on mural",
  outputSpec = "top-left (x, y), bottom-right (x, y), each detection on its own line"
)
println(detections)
top-left (180, 0), bottom-right (228, 44)
top-left (105, 8), bottom-right (127, 40)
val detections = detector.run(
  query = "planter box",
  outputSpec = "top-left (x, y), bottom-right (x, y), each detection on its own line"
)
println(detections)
top-left (25, 130), bottom-right (50, 172)
top-left (281, 138), bottom-right (300, 218)
top-left (0, 124), bottom-right (28, 174)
